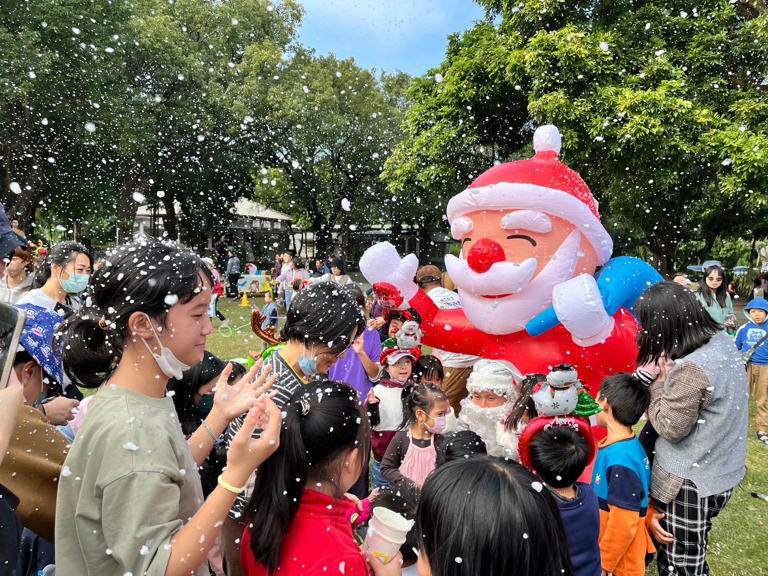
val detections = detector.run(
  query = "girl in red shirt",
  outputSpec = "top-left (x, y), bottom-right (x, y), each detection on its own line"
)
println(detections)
top-left (241, 381), bottom-right (396, 576)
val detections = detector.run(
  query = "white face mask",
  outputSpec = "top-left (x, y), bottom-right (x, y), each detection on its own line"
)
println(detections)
top-left (141, 314), bottom-right (191, 380)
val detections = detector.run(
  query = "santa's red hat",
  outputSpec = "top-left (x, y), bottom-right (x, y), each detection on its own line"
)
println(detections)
top-left (446, 125), bottom-right (613, 265)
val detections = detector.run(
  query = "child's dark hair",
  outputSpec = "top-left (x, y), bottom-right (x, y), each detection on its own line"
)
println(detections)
top-left (412, 354), bottom-right (443, 384)
top-left (528, 426), bottom-right (590, 489)
top-left (32, 240), bottom-right (92, 289)
top-left (245, 380), bottom-right (370, 573)
top-left (400, 382), bottom-right (447, 429)
top-left (505, 373), bottom-right (544, 431)
top-left (58, 238), bottom-right (213, 388)
top-left (343, 284), bottom-right (365, 309)
top-left (636, 281), bottom-right (721, 364)
top-left (417, 457), bottom-right (574, 576)
top-left (281, 281), bottom-right (365, 355)
top-left (167, 352), bottom-right (246, 436)
top-left (435, 430), bottom-right (487, 467)
top-left (598, 373), bottom-right (651, 427)
top-left (370, 484), bottom-right (420, 567)
top-left (329, 257), bottom-right (346, 274)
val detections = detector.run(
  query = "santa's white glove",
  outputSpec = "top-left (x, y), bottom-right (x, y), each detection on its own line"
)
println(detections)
top-left (359, 242), bottom-right (419, 303)
top-left (552, 274), bottom-right (615, 347)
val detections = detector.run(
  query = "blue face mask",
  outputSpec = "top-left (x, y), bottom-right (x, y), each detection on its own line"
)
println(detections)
top-left (59, 272), bottom-right (90, 294)
top-left (298, 354), bottom-right (317, 378)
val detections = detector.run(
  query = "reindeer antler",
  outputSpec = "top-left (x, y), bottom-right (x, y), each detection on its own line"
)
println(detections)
top-left (251, 308), bottom-right (282, 346)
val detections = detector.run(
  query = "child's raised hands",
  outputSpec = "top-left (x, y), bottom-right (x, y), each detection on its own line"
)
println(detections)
top-left (211, 360), bottom-right (275, 422)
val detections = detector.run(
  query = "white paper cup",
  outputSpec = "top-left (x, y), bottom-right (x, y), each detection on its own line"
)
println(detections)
top-left (363, 507), bottom-right (413, 565)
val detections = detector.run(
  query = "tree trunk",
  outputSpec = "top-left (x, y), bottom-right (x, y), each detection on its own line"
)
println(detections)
top-left (116, 178), bottom-right (148, 244)
top-left (161, 192), bottom-right (178, 241)
top-left (389, 221), bottom-right (403, 247)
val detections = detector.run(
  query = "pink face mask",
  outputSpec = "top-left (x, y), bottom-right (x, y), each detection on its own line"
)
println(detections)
top-left (426, 415), bottom-right (447, 435)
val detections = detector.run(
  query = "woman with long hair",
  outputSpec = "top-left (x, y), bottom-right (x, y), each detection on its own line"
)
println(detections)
top-left (694, 263), bottom-right (735, 329)
top-left (636, 281), bottom-right (747, 576)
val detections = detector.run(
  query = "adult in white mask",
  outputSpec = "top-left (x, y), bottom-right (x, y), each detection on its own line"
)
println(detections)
top-left (19, 240), bottom-right (92, 314)
top-left (457, 359), bottom-right (520, 457)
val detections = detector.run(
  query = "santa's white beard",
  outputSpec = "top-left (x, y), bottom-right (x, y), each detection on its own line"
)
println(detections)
top-left (446, 229), bottom-right (582, 335)
top-left (458, 398), bottom-right (515, 457)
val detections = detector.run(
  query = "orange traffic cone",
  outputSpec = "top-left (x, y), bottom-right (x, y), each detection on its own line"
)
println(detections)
top-left (240, 292), bottom-right (249, 307)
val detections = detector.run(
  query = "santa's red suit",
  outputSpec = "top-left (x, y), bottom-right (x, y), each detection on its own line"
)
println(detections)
top-left (408, 289), bottom-right (639, 396)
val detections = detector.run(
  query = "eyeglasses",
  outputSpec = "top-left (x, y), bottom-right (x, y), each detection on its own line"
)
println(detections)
top-left (316, 340), bottom-right (354, 359)
top-left (707, 277), bottom-right (723, 282)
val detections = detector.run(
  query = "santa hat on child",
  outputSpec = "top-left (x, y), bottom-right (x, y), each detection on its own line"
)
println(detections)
top-left (466, 359), bottom-right (520, 397)
top-left (379, 339), bottom-right (422, 367)
top-left (446, 125), bottom-right (613, 265)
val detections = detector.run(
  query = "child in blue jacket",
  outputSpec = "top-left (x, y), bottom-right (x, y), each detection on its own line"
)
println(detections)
top-left (735, 297), bottom-right (768, 446)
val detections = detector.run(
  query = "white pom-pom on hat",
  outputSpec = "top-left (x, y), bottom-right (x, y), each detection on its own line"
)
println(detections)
top-left (533, 125), bottom-right (562, 155)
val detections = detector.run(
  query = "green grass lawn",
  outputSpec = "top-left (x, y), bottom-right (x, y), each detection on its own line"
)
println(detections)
top-left (204, 295), bottom-right (275, 362)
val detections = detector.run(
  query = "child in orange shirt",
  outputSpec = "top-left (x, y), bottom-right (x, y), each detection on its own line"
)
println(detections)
top-left (592, 373), bottom-right (655, 576)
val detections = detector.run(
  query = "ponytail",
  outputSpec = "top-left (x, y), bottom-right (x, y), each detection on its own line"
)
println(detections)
top-left (400, 382), bottom-right (446, 430)
top-left (246, 380), bottom-right (369, 574)
top-left (58, 313), bottom-right (118, 388)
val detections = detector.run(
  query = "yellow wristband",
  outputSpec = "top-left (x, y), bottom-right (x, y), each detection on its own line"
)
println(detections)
top-left (217, 474), bottom-right (245, 495)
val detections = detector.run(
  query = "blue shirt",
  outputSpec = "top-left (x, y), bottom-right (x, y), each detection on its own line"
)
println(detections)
top-left (552, 482), bottom-right (602, 576)
top-left (735, 321), bottom-right (768, 365)
top-left (592, 435), bottom-right (650, 516)
top-left (261, 302), bottom-right (278, 331)
top-left (226, 256), bottom-right (240, 275)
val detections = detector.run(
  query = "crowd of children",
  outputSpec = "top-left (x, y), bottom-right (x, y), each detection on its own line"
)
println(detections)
top-left (0, 232), bottom-right (754, 576)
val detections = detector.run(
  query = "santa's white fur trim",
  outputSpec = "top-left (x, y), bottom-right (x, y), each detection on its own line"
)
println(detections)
top-left (446, 182), bottom-right (613, 264)
top-left (466, 372), bottom-right (517, 395)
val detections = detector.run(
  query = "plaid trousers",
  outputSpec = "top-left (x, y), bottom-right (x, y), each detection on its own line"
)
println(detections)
top-left (655, 479), bottom-right (732, 576)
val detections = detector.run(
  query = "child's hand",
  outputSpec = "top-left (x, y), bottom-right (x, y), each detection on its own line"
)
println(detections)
top-left (41, 396), bottom-right (80, 425)
top-left (365, 551), bottom-right (403, 576)
top-left (212, 360), bottom-right (275, 422)
top-left (352, 337), bottom-right (365, 355)
top-left (368, 317), bottom-right (386, 331)
top-left (648, 512), bottom-right (674, 544)
top-left (366, 389), bottom-right (380, 405)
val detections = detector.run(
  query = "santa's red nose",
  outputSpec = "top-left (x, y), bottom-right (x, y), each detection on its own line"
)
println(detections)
top-left (467, 238), bottom-right (505, 273)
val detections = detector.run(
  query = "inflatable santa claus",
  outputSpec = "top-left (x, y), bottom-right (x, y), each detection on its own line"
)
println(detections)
top-left (360, 125), bottom-right (662, 397)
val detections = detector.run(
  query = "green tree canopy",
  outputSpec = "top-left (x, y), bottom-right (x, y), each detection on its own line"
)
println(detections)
top-left (384, 0), bottom-right (768, 275)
